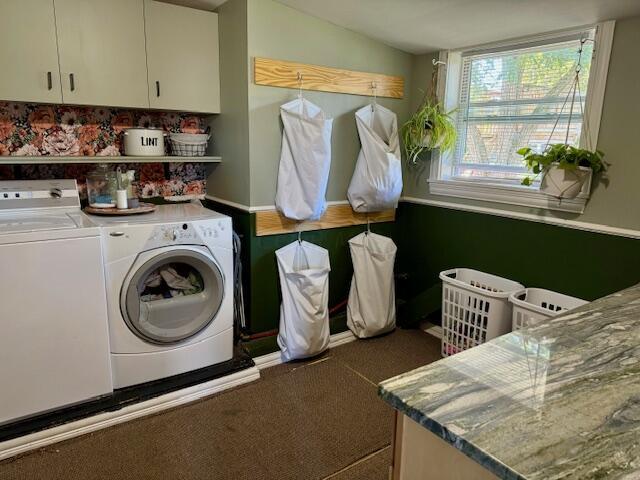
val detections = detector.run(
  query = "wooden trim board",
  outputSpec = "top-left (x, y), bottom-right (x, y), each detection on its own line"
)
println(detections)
top-left (255, 204), bottom-right (395, 236)
top-left (254, 57), bottom-right (404, 99)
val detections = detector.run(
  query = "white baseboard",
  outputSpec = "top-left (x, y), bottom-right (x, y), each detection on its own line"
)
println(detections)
top-left (420, 321), bottom-right (443, 339)
top-left (252, 350), bottom-right (284, 370)
top-left (0, 330), bottom-right (358, 461)
top-left (253, 330), bottom-right (357, 371)
top-left (0, 366), bottom-right (260, 462)
top-left (329, 330), bottom-right (358, 348)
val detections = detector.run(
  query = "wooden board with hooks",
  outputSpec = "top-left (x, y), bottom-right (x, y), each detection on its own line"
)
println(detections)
top-left (254, 57), bottom-right (404, 99)
top-left (255, 204), bottom-right (395, 236)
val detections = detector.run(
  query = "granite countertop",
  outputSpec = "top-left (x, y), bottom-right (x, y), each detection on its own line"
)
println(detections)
top-left (379, 284), bottom-right (640, 480)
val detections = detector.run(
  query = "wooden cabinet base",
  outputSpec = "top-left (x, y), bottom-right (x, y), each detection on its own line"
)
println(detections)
top-left (391, 413), bottom-right (498, 480)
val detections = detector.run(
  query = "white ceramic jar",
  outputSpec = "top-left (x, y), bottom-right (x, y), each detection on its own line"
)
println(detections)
top-left (123, 128), bottom-right (166, 156)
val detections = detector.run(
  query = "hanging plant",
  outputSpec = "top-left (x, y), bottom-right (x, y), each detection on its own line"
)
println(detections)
top-left (401, 62), bottom-right (457, 164)
top-left (519, 144), bottom-right (607, 198)
top-left (402, 99), bottom-right (456, 164)
top-left (517, 37), bottom-right (609, 199)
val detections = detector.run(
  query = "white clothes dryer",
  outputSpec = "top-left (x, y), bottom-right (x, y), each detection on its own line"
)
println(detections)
top-left (91, 202), bottom-right (233, 389)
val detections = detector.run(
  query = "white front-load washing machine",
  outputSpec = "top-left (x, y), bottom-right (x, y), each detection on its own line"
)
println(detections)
top-left (92, 202), bottom-right (233, 389)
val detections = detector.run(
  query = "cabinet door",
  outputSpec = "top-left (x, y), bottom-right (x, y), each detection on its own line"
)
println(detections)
top-left (0, 0), bottom-right (62, 103)
top-left (54, 0), bottom-right (149, 108)
top-left (145, 0), bottom-right (220, 113)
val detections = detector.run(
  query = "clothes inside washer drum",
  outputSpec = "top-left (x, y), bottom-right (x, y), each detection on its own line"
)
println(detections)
top-left (140, 264), bottom-right (203, 302)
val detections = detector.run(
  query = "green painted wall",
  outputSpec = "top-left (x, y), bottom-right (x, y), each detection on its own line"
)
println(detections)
top-left (586, 15), bottom-right (640, 229)
top-left (204, 0), bottom-right (414, 342)
top-left (403, 53), bottom-right (438, 198)
top-left (248, 222), bottom-right (397, 333)
top-left (396, 202), bottom-right (640, 325)
top-left (242, 0), bottom-right (412, 331)
top-left (206, 3), bottom-right (640, 352)
top-left (206, 0), bottom-right (251, 206)
top-left (246, 0), bottom-right (414, 206)
top-left (204, 199), bottom-right (397, 337)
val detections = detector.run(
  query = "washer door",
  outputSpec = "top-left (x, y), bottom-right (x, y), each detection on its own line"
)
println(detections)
top-left (121, 247), bottom-right (224, 345)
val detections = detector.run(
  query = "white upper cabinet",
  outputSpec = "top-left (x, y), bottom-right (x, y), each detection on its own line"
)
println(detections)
top-left (145, 0), bottom-right (220, 113)
top-left (0, 0), bottom-right (220, 112)
top-left (54, 0), bottom-right (149, 108)
top-left (0, 0), bottom-right (63, 104)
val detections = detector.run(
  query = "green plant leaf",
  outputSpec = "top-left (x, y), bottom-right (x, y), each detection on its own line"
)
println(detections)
top-left (516, 143), bottom-right (607, 178)
top-left (401, 97), bottom-right (457, 162)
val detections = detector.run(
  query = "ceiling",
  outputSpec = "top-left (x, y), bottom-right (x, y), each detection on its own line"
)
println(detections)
top-left (275, 0), bottom-right (640, 53)
top-left (160, 0), bottom-right (640, 54)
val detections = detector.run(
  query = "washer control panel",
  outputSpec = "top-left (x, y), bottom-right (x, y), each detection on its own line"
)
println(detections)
top-left (158, 223), bottom-right (197, 242)
top-left (143, 218), bottom-right (230, 249)
top-left (197, 218), bottom-right (226, 239)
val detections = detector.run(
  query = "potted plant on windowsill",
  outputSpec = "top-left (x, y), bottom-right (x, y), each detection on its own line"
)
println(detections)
top-left (518, 143), bottom-right (607, 199)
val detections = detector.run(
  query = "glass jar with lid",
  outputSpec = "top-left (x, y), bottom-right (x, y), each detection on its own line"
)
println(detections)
top-left (86, 164), bottom-right (117, 208)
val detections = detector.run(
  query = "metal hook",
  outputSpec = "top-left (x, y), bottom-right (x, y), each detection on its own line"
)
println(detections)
top-left (371, 81), bottom-right (377, 112)
top-left (298, 230), bottom-right (302, 244)
top-left (297, 72), bottom-right (303, 99)
top-left (432, 59), bottom-right (446, 67)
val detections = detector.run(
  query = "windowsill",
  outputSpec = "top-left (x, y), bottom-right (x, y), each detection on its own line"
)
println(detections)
top-left (428, 178), bottom-right (588, 214)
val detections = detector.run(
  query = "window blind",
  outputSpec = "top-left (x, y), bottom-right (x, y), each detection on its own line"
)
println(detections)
top-left (452, 31), bottom-right (595, 182)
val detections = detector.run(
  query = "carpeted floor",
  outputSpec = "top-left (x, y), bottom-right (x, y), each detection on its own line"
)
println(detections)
top-left (0, 329), bottom-right (441, 480)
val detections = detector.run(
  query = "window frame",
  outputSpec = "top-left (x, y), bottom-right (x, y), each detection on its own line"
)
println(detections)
top-left (428, 21), bottom-right (615, 214)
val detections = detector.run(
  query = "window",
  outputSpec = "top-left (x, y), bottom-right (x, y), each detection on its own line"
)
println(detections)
top-left (429, 22), bottom-right (614, 213)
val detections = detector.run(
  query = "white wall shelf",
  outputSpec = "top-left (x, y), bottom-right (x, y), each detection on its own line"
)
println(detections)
top-left (0, 156), bottom-right (221, 165)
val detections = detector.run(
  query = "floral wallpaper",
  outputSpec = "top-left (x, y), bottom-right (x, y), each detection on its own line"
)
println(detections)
top-left (0, 102), bottom-right (209, 200)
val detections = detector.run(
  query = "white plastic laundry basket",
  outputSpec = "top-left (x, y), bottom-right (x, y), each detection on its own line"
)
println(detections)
top-left (509, 288), bottom-right (587, 331)
top-left (440, 268), bottom-right (524, 357)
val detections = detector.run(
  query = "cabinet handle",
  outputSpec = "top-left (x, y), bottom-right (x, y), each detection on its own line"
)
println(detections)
top-left (69, 73), bottom-right (75, 92)
top-left (47, 71), bottom-right (52, 90)
top-left (156, 80), bottom-right (160, 97)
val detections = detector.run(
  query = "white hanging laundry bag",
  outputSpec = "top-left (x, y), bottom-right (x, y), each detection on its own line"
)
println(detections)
top-left (347, 104), bottom-right (402, 213)
top-left (275, 98), bottom-right (333, 221)
top-left (276, 240), bottom-right (331, 361)
top-left (347, 232), bottom-right (397, 338)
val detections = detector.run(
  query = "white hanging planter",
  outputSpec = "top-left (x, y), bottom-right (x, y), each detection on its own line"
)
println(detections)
top-left (420, 124), bottom-right (444, 149)
top-left (420, 121), bottom-right (433, 147)
top-left (540, 163), bottom-right (592, 199)
top-left (421, 130), bottom-right (439, 148)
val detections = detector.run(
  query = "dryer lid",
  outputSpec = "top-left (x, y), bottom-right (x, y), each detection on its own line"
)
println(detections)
top-left (0, 211), bottom-right (77, 234)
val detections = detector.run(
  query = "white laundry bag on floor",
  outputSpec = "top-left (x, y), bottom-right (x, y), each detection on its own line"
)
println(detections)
top-left (347, 232), bottom-right (397, 338)
top-left (275, 98), bottom-right (333, 221)
top-left (276, 240), bottom-right (331, 361)
top-left (347, 104), bottom-right (402, 213)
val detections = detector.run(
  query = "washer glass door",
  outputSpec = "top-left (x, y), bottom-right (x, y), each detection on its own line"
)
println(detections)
top-left (121, 247), bottom-right (224, 344)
